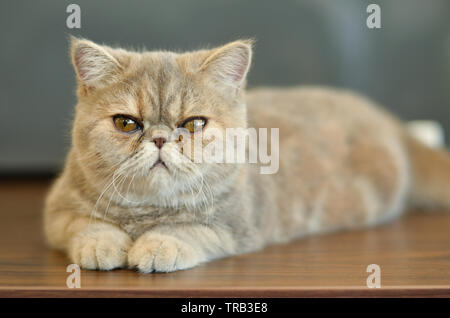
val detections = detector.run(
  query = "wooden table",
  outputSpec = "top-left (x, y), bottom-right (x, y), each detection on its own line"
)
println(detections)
top-left (0, 179), bottom-right (449, 297)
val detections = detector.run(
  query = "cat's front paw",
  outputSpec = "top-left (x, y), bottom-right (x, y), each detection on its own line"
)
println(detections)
top-left (128, 233), bottom-right (202, 273)
top-left (69, 224), bottom-right (132, 270)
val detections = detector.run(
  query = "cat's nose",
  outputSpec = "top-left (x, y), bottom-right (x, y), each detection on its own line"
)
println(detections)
top-left (153, 137), bottom-right (166, 149)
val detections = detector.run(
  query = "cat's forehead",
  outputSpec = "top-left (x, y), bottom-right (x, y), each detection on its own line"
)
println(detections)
top-left (120, 52), bottom-right (199, 126)
top-left (73, 38), bottom-right (251, 126)
top-left (138, 52), bottom-right (180, 78)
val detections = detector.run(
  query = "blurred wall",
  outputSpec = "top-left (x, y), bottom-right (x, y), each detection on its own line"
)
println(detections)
top-left (1, 0), bottom-right (449, 174)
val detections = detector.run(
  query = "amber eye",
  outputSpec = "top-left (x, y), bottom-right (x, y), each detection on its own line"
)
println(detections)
top-left (113, 115), bottom-right (141, 133)
top-left (181, 117), bottom-right (207, 133)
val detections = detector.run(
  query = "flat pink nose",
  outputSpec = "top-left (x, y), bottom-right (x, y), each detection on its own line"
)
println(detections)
top-left (153, 137), bottom-right (166, 149)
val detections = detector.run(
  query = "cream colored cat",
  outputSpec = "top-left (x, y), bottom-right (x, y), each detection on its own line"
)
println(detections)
top-left (44, 38), bottom-right (450, 272)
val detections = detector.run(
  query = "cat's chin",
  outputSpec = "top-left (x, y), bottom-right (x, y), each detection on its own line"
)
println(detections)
top-left (147, 165), bottom-right (170, 183)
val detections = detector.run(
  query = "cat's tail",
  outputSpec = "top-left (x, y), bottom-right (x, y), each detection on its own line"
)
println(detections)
top-left (405, 122), bottom-right (450, 210)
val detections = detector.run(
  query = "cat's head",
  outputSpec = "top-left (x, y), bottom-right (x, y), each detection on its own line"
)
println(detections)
top-left (69, 37), bottom-right (252, 208)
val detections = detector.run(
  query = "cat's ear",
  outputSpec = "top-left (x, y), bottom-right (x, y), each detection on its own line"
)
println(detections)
top-left (200, 40), bottom-right (253, 91)
top-left (70, 37), bottom-right (122, 88)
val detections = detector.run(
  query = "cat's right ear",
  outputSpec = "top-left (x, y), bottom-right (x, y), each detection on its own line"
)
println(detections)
top-left (70, 37), bottom-right (122, 89)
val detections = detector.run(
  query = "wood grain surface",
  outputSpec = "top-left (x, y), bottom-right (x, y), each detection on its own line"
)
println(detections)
top-left (0, 179), bottom-right (449, 297)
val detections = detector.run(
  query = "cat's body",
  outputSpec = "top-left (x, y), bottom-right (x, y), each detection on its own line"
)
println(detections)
top-left (44, 39), bottom-right (450, 272)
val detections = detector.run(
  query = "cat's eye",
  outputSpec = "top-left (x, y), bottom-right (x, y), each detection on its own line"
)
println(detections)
top-left (113, 115), bottom-right (141, 134)
top-left (180, 117), bottom-right (207, 133)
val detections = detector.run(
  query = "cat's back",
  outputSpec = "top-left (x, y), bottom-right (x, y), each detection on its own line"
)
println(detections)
top-left (246, 85), bottom-right (399, 132)
top-left (245, 86), bottom-right (410, 241)
top-left (245, 86), bottom-right (404, 158)
top-left (245, 85), bottom-right (406, 191)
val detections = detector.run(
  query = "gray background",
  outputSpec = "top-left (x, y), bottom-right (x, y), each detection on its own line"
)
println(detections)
top-left (1, 0), bottom-right (449, 175)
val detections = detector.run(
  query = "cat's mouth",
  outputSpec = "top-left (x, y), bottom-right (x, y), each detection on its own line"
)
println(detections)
top-left (151, 158), bottom-right (168, 170)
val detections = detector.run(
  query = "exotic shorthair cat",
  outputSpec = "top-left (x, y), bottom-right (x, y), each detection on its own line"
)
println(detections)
top-left (44, 38), bottom-right (450, 272)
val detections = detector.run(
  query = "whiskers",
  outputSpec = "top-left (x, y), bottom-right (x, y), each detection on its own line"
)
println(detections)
top-left (187, 164), bottom-right (215, 212)
top-left (87, 144), bottom-right (219, 228)
top-left (88, 153), bottom-right (144, 226)
top-left (162, 146), bottom-right (216, 212)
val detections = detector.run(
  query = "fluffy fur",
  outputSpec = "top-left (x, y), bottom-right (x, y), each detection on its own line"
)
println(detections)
top-left (44, 38), bottom-right (450, 272)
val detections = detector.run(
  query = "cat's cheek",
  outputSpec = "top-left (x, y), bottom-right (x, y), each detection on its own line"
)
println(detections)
top-left (128, 233), bottom-right (203, 273)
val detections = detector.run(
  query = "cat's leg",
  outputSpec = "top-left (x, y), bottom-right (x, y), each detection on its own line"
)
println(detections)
top-left (128, 224), bottom-right (238, 272)
top-left (44, 210), bottom-right (132, 270)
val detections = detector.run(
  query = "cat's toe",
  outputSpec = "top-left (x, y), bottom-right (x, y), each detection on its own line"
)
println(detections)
top-left (128, 233), bottom-right (201, 273)
top-left (69, 226), bottom-right (132, 270)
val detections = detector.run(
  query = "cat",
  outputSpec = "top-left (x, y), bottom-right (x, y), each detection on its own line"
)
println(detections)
top-left (44, 37), bottom-right (450, 273)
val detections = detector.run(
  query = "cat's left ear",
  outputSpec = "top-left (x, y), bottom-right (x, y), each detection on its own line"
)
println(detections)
top-left (70, 37), bottom-right (123, 89)
top-left (200, 40), bottom-right (253, 92)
